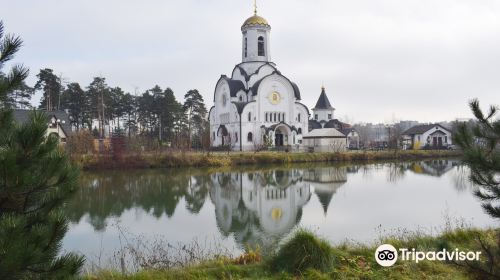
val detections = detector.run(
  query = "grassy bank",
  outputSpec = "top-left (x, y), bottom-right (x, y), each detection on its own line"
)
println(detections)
top-left (83, 228), bottom-right (498, 280)
top-left (73, 150), bottom-right (461, 170)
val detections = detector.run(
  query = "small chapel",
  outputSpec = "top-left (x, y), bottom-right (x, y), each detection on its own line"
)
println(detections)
top-left (209, 4), bottom-right (310, 151)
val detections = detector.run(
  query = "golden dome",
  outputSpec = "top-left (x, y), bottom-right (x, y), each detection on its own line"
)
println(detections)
top-left (242, 14), bottom-right (270, 29)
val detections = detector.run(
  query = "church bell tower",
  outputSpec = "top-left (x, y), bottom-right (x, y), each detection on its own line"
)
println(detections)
top-left (241, 1), bottom-right (271, 62)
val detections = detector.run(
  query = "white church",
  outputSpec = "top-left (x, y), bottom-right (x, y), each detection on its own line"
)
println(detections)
top-left (209, 6), bottom-right (310, 151)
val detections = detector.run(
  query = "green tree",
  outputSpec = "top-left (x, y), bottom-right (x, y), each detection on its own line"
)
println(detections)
top-left (60, 82), bottom-right (89, 130)
top-left (35, 68), bottom-right (62, 111)
top-left (122, 93), bottom-right (137, 137)
top-left (108, 86), bottom-right (127, 130)
top-left (453, 99), bottom-right (500, 279)
top-left (0, 76), bottom-right (34, 109)
top-left (162, 88), bottom-right (184, 144)
top-left (183, 89), bottom-right (207, 149)
top-left (137, 89), bottom-right (156, 136)
top-left (0, 21), bottom-right (28, 107)
top-left (87, 77), bottom-right (109, 138)
top-left (454, 100), bottom-right (500, 218)
top-left (0, 21), bottom-right (84, 279)
top-left (0, 112), bottom-right (84, 279)
top-left (136, 85), bottom-right (184, 143)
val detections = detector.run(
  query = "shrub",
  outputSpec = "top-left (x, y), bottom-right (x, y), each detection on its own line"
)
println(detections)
top-left (67, 130), bottom-right (94, 154)
top-left (268, 230), bottom-right (334, 274)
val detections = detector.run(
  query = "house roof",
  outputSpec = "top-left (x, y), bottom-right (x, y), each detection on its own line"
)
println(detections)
top-left (313, 87), bottom-right (333, 110)
top-left (303, 128), bottom-right (346, 138)
top-left (402, 124), bottom-right (450, 135)
top-left (12, 109), bottom-right (72, 135)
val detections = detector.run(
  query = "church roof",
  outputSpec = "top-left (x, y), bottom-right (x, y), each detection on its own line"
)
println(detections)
top-left (213, 76), bottom-right (246, 101)
top-left (251, 72), bottom-right (301, 100)
top-left (303, 128), bottom-right (346, 138)
top-left (313, 87), bottom-right (334, 110)
top-left (324, 119), bottom-right (351, 130)
top-left (224, 77), bottom-right (246, 97)
top-left (242, 15), bottom-right (270, 29)
top-left (308, 120), bottom-right (322, 132)
top-left (232, 101), bottom-right (255, 114)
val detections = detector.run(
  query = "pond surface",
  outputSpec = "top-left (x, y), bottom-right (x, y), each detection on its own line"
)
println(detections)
top-left (62, 159), bottom-right (497, 266)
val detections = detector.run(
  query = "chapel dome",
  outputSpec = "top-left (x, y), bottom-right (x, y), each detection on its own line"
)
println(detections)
top-left (242, 14), bottom-right (270, 29)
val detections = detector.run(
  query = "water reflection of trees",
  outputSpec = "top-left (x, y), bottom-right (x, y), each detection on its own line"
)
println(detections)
top-left (66, 170), bottom-right (205, 231)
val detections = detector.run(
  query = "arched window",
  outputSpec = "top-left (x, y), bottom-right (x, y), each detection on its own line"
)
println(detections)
top-left (248, 112), bottom-right (252, 122)
top-left (247, 132), bottom-right (253, 142)
top-left (298, 113), bottom-right (301, 122)
top-left (298, 128), bottom-right (302, 134)
top-left (244, 37), bottom-right (248, 57)
top-left (239, 95), bottom-right (243, 101)
top-left (235, 132), bottom-right (238, 142)
top-left (258, 36), bottom-right (265, 56)
top-left (265, 112), bottom-right (268, 122)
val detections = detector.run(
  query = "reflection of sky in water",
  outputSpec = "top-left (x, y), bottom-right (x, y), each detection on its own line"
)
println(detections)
top-left (62, 160), bottom-right (498, 266)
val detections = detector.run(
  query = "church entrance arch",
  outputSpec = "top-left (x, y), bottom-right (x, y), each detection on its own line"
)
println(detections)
top-left (274, 124), bottom-right (291, 147)
top-left (217, 125), bottom-right (229, 146)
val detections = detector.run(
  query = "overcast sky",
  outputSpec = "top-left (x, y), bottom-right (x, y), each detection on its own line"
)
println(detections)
top-left (2, 0), bottom-right (499, 123)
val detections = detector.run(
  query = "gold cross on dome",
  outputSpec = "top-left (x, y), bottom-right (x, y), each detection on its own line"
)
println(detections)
top-left (254, 0), bottom-right (257, 15)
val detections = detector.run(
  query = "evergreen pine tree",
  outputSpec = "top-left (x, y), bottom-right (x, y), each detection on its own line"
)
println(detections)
top-left (453, 99), bottom-right (500, 279)
top-left (453, 99), bottom-right (500, 218)
top-left (0, 21), bottom-right (84, 279)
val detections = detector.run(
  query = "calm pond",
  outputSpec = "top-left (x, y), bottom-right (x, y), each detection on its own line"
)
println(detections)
top-left (62, 159), bottom-right (497, 266)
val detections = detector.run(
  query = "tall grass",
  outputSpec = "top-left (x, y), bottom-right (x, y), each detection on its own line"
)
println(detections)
top-left (75, 150), bottom-right (461, 170)
top-left (82, 227), bottom-right (497, 280)
top-left (268, 230), bottom-right (334, 274)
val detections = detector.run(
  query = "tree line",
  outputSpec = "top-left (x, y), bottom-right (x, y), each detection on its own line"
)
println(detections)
top-left (3, 68), bottom-right (209, 149)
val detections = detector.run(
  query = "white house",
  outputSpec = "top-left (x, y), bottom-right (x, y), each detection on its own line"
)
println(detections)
top-left (302, 128), bottom-right (347, 152)
top-left (13, 109), bottom-right (72, 143)
top-left (208, 7), bottom-right (309, 151)
top-left (402, 124), bottom-right (452, 149)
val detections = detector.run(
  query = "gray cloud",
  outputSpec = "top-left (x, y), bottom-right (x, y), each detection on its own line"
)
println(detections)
top-left (2, 0), bottom-right (499, 123)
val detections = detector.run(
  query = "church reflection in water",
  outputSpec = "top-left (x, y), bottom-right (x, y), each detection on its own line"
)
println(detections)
top-left (303, 167), bottom-right (349, 215)
top-left (209, 169), bottom-right (312, 250)
top-left (66, 160), bottom-right (461, 252)
top-left (208, 166), bottom-right (354, 250)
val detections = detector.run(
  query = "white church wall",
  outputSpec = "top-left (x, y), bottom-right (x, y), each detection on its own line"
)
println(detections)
top-left (256, 75), bottom-right (295, 124)
top-left (247, 64), bottom-right (276, 87)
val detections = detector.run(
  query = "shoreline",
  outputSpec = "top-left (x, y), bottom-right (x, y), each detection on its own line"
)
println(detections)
top-left (72, 150), bottom-right (462, 170)
top-left (82, 227), bottom-right (498, 280)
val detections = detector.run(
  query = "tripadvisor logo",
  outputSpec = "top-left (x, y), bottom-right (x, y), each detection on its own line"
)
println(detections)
top-left (375, 244), bottom-right (398, 267)
top-left (375, 244), bottom-right (482, 267)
